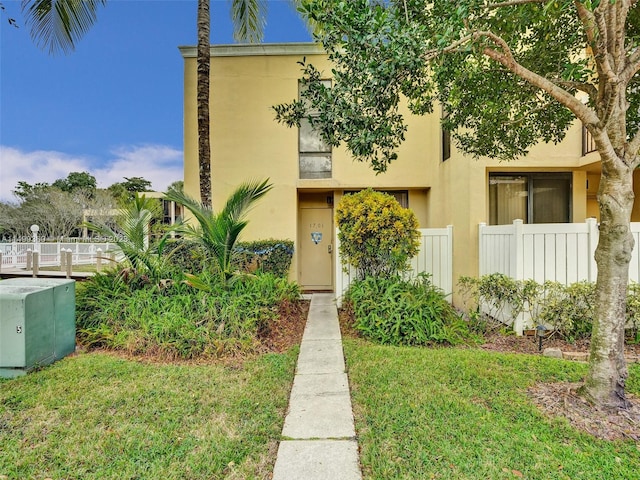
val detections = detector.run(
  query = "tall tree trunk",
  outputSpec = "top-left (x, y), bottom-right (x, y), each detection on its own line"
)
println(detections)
top-left (197, 0), bottom-right (212, 208)
top-left (581, 157), bottom-right (634, 409)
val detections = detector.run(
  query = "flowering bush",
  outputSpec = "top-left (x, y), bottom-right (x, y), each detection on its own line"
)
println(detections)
top-left (336, 189), bottom-right (420, 278)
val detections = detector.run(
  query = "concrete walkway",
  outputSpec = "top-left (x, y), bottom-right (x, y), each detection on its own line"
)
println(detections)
top-left (272, 293), bottom-right (362, 480)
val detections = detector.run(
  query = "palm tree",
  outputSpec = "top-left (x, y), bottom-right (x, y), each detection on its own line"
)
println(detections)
top-left (21, 0), bottom-right (107, 55)
top-left (197, 0), bottom-right (268, 209)
top-left (84, 193), bottom-right (174, 279)
top-left (165, 179), bottom-right (272, 284)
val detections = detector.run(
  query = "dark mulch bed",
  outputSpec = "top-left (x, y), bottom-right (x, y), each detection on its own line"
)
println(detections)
top-left (257, 299), bottom-right (310, 353)
top-left (480, 331), bottom-right (640, 357)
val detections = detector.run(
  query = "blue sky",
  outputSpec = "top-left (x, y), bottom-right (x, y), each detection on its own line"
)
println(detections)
top-left (0, 0), bottom-right (311, 201)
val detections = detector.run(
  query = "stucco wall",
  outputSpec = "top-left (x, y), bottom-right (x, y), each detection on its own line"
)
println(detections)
top-left (181, 43), bottom-right (608, 299)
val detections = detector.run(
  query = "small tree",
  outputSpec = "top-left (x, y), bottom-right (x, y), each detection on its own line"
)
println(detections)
top-left (165, 179), bottom-right (273, 284)
top-left (336, 189), bottom-right (420, 279)
top-left (84, 193), bottom-right (173, 279)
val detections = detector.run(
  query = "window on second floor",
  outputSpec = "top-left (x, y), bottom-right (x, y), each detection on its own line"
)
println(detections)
top-left (489, 173), bottom-right (572, 225)
top-left (299, 80), bottom-right (332, 179)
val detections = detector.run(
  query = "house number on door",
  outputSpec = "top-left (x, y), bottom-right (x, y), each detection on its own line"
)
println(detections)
top-left (309, 223), bottom-right (324, 229)
top-left (16, 326), bottom-right (23, 334)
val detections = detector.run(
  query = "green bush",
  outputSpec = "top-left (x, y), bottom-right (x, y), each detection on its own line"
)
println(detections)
top-left (459, 275), bottom-right (640, 342)
top-left (626, 282), bottom-right (640, 343)
top-left (233, 239), bottom-right (294, 278)
top-left (76, 270), bottom-right (301, 359)
top-left (162, 238), bottom-right (208, 273)
top-left (336, 189), bottom-right (420, 278)
top-left (345, 274), bottom-right (473, 346)
top-left (536, 281), bottom-right (595, 342)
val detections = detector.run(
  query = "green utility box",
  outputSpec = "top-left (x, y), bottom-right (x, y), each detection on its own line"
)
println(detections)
top-left (0, 278), bottom-right (76, 378)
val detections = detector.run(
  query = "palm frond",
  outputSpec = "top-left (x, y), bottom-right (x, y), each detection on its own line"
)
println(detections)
top-left (21, 0), bottom-right (106, 55)
top-left (221, 178), bottom-right (273, 221)
top-left (164, 179), bottom-right (272, 283)
top-left (231, 0), bottom-right (267, 43)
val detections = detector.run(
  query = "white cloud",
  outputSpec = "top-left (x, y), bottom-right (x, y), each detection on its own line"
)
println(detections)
top-left (0, 144), bottom-right (183, 202)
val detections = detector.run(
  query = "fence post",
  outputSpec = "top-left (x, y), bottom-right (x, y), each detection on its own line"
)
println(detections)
top-left (478, 223), bottom-right (486, 276)
top-left (586, 217), bottom-right (598, 283)
top-left (446, 225), bottom-right (454, 295)
top-left (26, 249), bottom-right (33, 270)
top-left (0, 252), bottom-right (2, 273)
top-left (513, 219), bottom-right (524, 281)
top-left (65, 250), bottom-right (73, 278)
top-left (96, 248), bottom-right (102, 272)
top-left (60, 247), bottom-right (66, 271)
top-left (32, 251), bottom-right (39, 278)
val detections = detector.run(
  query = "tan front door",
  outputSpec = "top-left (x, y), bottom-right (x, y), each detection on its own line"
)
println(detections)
top-left (299, 207), bottom-right (333, 290)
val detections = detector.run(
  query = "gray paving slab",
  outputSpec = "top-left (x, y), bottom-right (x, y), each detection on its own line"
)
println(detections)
top-left (282, 372), bottom-right (355, 439)
top-left (273, 293), bottom-right (362, 479)
top-left (308, 293), bottom-right (336, 305)
top-left (272, 440), bottom-right (362, 480)
top-left (296, 339), bottom-right (345, 374)
top-left (303, 307), bottom-right (342, 339)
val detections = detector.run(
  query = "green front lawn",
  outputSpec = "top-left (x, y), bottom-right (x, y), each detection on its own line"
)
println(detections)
top-left (345, 339), bottom-right (640, 480)
top-left (0, 350), bottom-right (297, 479)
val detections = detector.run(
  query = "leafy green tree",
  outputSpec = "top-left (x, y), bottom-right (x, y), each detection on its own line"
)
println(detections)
top-left (336, 189), bottom-right (420, 279)
top-left (165, 179), bottom-right (272, 284)
top-left (52, 171), bottom-right (97, 195)
top-left (276, 0), bottom-right (640, 410)
top-left (108, 177), bottom-right (153, 205)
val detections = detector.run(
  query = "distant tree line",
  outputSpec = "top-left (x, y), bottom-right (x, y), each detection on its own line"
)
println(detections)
top-left (0, 172), bottom-right (180, 241)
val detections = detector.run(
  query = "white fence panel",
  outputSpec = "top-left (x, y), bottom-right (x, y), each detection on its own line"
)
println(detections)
top-left (0, 241), bottom-right (119, 269)
top-left (336, 226), bottom-right (454, 306)
top-left (479, 218), bottom-right (640, 285)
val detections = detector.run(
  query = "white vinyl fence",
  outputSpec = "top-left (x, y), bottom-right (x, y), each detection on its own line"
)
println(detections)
top-left (479, 218), bottom-right (640, 285)
top-left (0, 241), bottom-right (119, 270)
top-left (479, 218), bottom-right (640, 333)
top-left (335, 226), bottom-right (454, 305)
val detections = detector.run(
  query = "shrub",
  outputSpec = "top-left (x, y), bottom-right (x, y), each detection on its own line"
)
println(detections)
top-left (458, 275), bottom-right (640, 342)
top-left (162, 238), bottom-right (208, 273)
top-left (458, 274), bottom-right (541, 333)
top-left (537, 281), bottom-right (595, 342)
top-left (233, 239), bottom-right (294, 278)
top-left (76, 270), bottom-right (301, 359)
top-left (345, 274), bottom-right (473, 346)
top-left (627, 283), bottom-right (640, 342)
top-left (336, 189), bottom-right (420, 278)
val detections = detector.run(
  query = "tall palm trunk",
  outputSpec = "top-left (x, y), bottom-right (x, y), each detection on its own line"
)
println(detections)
top-left (197, 0), bottom-right (212, 208)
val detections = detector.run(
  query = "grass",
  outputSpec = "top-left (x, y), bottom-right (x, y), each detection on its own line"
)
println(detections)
top-left (39, 263), bottom-right (97, 272)
top-left (344, 339), bottom-right (640, 480)
top-left (0, 350), bottom-right (298, 479)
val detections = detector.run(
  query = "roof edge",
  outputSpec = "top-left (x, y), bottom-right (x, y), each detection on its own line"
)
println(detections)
top-left (179, 42), bottom-right (324, 58)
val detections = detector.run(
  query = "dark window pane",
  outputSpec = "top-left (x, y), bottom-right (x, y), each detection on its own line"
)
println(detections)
top-left (532, 177), bottom-right (571, 223)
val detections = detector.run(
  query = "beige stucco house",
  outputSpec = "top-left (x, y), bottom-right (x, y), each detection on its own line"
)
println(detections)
top-left (179, 43), bottom-right (640, 300)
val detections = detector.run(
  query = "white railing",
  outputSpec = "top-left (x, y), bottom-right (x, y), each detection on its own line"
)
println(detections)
top-left (0, 241), bottom-right (120, 269)
top-left (480, 218), bottom-right (640, 285)
top-left (335, 226), bottom-right (454, 305)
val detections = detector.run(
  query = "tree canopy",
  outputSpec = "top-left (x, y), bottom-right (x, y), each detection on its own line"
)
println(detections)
top-left (276, 0), bottom-right (639, 172)
top-left (276, 0), bottom-right (640, 410)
